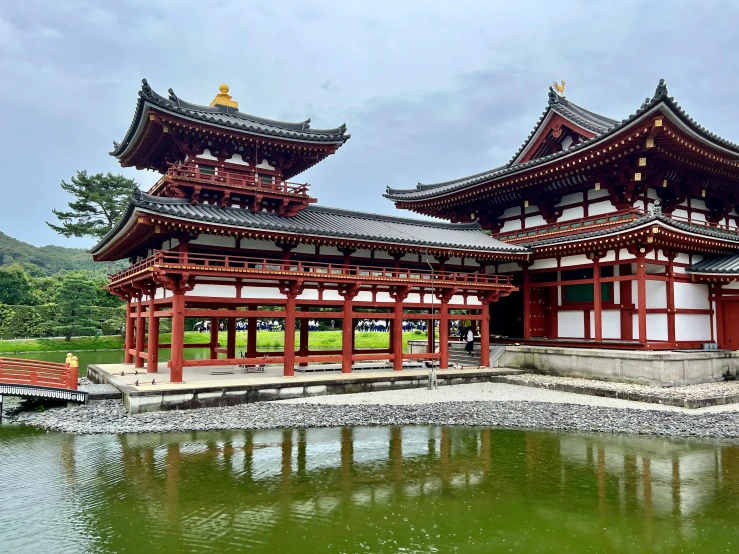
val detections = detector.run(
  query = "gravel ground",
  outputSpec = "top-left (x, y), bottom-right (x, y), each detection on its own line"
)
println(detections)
top-left (8, 382), bottom-right (739, 438)
top-left (502, 373), bottom-right (739, 400)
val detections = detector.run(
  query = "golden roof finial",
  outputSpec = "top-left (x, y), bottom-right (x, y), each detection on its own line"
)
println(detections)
top-left (553, 79), bottom-right (565, 95)
top-left (211, 83), bottom-right (238, 109)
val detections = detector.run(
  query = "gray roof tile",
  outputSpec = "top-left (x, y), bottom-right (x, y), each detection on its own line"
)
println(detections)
top-left (92, 191), bottom-right (528, 256)
top-left (687, 255), bottom-right (739, 274)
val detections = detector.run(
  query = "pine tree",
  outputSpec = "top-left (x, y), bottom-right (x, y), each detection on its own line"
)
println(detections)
top-left (53, 271), bottom-right (100, 340)
top-left (47, 171), bottom-right (137, 239)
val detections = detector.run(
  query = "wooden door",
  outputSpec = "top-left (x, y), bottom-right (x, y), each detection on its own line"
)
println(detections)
top-left (723, 302), bottom-right (739, 349)
top-left (529, 288), bottom-right (549, 337)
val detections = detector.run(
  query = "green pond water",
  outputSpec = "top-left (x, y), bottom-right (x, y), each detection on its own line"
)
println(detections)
top-left (1, 423), bottom-right (738, 553)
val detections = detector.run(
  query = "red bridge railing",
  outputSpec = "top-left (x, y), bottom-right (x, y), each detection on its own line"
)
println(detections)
top-left (110, 251), bottom-right (513, 288)
top-left (0, 356), bottom-right (79, 391)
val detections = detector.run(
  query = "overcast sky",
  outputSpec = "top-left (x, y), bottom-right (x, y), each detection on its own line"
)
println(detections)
top-left (2, 0), bottom-right (738, 248)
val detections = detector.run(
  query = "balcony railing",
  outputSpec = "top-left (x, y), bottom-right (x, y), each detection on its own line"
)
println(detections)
top-left (497, 210), bottom-right (640, 243)
top-left (110, 251), bottom-right (513, 288)
top-left (151, 163), bottom-right (311, 197)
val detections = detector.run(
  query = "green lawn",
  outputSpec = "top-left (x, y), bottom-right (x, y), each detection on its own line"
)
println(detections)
top-left (0, 331), bottom-right (431, 354)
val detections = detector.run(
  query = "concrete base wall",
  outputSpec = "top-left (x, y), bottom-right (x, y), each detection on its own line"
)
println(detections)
top-left (498, 345), bottom-right (739, 386)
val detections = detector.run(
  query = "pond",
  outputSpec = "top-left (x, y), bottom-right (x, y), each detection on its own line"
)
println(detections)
top-left (0, 424), bottom-right (737, 552)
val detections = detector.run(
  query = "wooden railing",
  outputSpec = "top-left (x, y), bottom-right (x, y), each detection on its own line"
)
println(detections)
top-left (110, 250), bottom-right (513, 287)
top-left (0, 356), bottom-right (79, 391)
top-left (497, 210), bottom-right (641, 243)
top-left (153, 163), bottom-right (311, 197)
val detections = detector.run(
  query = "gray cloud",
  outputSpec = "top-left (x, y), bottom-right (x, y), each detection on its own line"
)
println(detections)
top-left (1, 0), bottom-right (738, 246)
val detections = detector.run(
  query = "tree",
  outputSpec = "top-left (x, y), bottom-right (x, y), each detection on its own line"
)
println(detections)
top-left (53, 271), bottom-right (100, 340)
top-left (0, 263), bottom-right (36, 305)
top-left (47, 171), bottom-right (138, 239)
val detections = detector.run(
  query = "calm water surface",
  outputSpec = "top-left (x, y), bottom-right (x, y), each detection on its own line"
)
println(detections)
top-left (1, 423), bottom-right (738, 553)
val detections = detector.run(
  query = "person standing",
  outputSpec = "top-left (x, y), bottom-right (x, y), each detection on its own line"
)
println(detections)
top-left (465, 327), bottom-right (475, 356)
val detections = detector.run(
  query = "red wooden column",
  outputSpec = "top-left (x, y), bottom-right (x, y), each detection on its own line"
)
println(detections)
top-left (339, 284), bottom-right (360, 374)
top-left (438, 290), bottom-right (454, 369)
top-left (209, 317), bottom-right (219, 359)
top-left (522, 263), bottom-right (531, 340)
top-left (665, 251), bottom-right (677, 345)
top-left (247, 304), bottom-right (257, 359)
top-left (714, 284), bottom-right (723, 347)
top-left (592, 255), bottom-right (603, 342)
top-left (427, 305), bottom-right (434, 355)
top-left (299, 306), bottom-right (309, 367)
top-left (391, 287), bottom-right (410, 371)
top-left (124, 298), bottom-right (134, 364)
top-left (478, 292), bottom-right (495, 367)
top-left (283, 287), bottom-right (301, 377)
top-left (147, 295), bottom-right (159, 373)
top-left (135, 295), bottom-right (145, 369)
top-left (169, 292), bottom-right (185, 383)
top-left (226, 317), bottom-right (236, 359)
top-left (636, 252), bottom-right (648, 345)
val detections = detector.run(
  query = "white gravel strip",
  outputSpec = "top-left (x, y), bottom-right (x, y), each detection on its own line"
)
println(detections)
top-left (503, 373), bottom-right (739, 400)
top-left (278, 382), bottom-right (739, 414)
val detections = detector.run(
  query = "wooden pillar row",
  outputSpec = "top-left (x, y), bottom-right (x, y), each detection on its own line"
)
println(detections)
top-left (135, 295), bottom-right (145, 369)
top-left (124, 299), bottom-right (134, 364)
top-left (340, 285), bottom-right (359, 374)
top-left (147, 296), bottom-right (159, 373)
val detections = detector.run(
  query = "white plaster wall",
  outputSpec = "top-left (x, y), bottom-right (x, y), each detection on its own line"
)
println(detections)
top-left (588, 188), bottom-right (610, 200)
top-left (723, 281), bottom-right (739, 290)
top-left (191, 234), bottom-right (237, 248)
top-left (405, 293), bottom-right (422, 304)
top-left (447, 257), bottom-right (463, 266)
top-left (647, 188), bottom-right (659, 200)
top-left (600, 250), bottom-right (616, 263)
top-left (296, 289), bottom-right (319, 300)
top-left (558, 192), bottom-right (583, 206)
top-left (292, 244), bottom-right (315, 254)
top-left (501, 206), bottom-right (521, 219)
top-left (375, 291), bottom-right (393, 303)
top-left (524, 204), bottom-right (538, 214)
top-left (674, 282), bottom-right (710, 309)
top-left (646, 313), bottom-right (668, 341)
top-left (692, 212), bottom-right (707, 223)
top-left (674, 253), bottom-right (690, 265)
top-left (497, 263), bottom-right (520, 273)
top-left (588, 201), bottom-right (615, 216)
top-left (355, 291), bottom-right (373, 302)
top-left (558, 311), bottom-right (585, 338)
top-left (560, 254), bottom-right (590, 267)
top-left (374, 250), bottom-right (393, 260)
top-left (322, 289), bottom-right (343, 301)
top-left (242, 238), bottom-right (281, 251)
top-left (691, 198), bottom-right (707, 211)
top-left (524, 214), bottom-right (546, 228)
top-left (354, 249), bottom-right (372, 259)
top-left (560, 206), bottom-right (584, 221)
top-left (188, 284), bottom-right (238, 298)
top-left (594, 310), bottom-right (621, 339)
top-left (646, 280), bottom-right (667, 308)
top-left (618, 248), bottom-right (635, 260)
top-left (500, 220), bottom-right (522, 232)
top-left (674, 208), bottom-right (689, 219)
top-left (197, 149), bottom-right (217, 161)
top-left (529, 258), bottom-right (558, 270)
top-left (465, 296), bottom-right (482, 306)
top-left (154, 288), bottom-right (168, 299)
top-left (241, 285), bottom-right (285, 299)
top-left (320, 246), bottom-right (342, 257)
top-left (675, 314), bottom-right (712, 341)
top-left (256, 159), bottom-right (275, 170)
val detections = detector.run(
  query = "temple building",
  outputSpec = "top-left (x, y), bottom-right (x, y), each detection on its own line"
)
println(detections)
top-left (95, 77), bottom-right (739, 386)
top-left (385, 79), bottom-right (739, 351)
top-left (92, 80), bottom-right (524, 383)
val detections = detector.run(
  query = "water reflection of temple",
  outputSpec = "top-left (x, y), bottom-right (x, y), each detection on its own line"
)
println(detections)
top-left (69, 427), bottom-right (739, 551)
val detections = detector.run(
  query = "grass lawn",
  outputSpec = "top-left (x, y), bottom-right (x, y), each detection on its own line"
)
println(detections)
top-left (0, 331), bottom-right (432, 354)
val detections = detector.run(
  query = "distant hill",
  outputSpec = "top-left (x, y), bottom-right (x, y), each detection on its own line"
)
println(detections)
top-left (0, 231), bottom-right (117, 276)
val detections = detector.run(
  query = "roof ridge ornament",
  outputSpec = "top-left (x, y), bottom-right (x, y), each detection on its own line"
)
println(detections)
top-left (653, 78), bottom-right (668, 100)
top-left (548, 80), bottom-right (565, 105)
top-left (211, 83), bottom-right (238, 109)
top-left (141, 78), bottom-right (152, 96)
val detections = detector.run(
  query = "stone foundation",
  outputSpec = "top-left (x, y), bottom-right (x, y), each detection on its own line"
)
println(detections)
top-left (497, 345), bottom-right (739, 386)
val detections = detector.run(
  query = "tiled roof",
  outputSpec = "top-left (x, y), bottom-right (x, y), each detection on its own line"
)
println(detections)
top-left (111, 79), bottom-right (350, 158)
top-left (91, 191), bottom-right (528, 256)
top-left (686, 255), bottom-right (739, 274)
top-left (385, 79), bottom-right (739, 203)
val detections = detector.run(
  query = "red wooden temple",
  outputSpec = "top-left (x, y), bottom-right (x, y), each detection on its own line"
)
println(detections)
top-left (93, 81), bottom-right (525, 382)
top-left (386, 79), bottom-right (739, 351)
